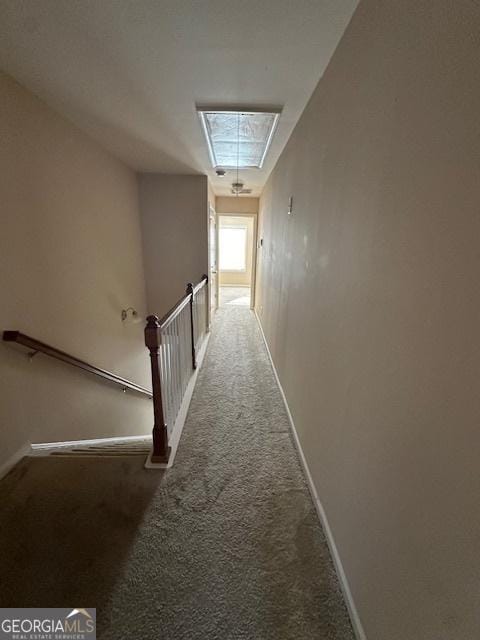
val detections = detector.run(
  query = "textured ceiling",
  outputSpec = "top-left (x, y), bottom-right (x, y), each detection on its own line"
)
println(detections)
top-left (0, 0), bottom-right (358, 196)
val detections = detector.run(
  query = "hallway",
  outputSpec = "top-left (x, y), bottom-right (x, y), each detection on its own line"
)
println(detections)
top-left (0, 307), bottom-right (354, 639)
top-left (1, 1), bottom-right (479, 636)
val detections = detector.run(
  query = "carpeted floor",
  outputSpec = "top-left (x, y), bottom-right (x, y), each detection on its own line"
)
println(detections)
top-left (220, 285), bottom-right (251, 306)
top-left (0, 307), bottom-right (354, 640)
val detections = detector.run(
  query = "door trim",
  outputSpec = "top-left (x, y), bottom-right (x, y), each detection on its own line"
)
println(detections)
top-left (208, 204), bottom-right (219, 319)
top-left (217, 212), bottom-right (257, 310)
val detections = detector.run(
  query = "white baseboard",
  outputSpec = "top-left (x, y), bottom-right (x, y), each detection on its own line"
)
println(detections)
top-left (145, 331), bottom-right (211, 470)
top-left (220, 284), bottom-right (250, 288)
top-left (0, 443), bottom-right (31, 480)
top-left (254, 310), bottom-right (367, 640)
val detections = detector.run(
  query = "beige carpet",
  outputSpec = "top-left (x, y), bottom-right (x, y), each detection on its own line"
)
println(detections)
top-left (0, 307), bottom-right (355, 640)
top-left (220, 285), bottom-right (251, 306)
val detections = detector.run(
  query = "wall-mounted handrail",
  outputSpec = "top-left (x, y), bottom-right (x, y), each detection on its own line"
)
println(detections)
top-left (2, 331), bottom-right (152, 398)
top-left (145, 274), bottom-right (209, 463)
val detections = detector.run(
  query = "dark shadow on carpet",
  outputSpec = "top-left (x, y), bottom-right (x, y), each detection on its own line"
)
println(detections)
top-left (0, 456), bottom-right (162, 609)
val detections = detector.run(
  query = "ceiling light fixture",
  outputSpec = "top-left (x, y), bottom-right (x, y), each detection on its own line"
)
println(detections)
top-left (235, 111), bottom-right (240, 197)
top-left (231, 182), bottom-right (252, 195)
top-left (196, 106), bottom-right (281, 170)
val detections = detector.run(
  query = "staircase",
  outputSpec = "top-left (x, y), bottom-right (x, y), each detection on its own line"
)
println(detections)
top-left (2, 274), bottom-right (210, 477)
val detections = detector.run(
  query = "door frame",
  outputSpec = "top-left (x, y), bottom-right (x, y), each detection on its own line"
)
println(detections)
top-left (208, 204), bottom-right (219, 321)
top-left (217, 212), bottom-right (258, 310)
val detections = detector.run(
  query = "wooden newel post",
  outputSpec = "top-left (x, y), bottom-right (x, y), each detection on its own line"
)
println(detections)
top-left (202, 273), bottom-right (209, 331)
top-left (186, 282), bottom-right (197, 370)
top-left (145, 315), bottom-right (170, 463)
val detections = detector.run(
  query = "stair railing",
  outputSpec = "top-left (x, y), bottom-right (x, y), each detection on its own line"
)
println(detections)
top-left (3, 274), bottom-right (209, 467)
top-left (2, 332), bottom-right (152, 398)
top-left (145, 274), bottom-right (209, 463)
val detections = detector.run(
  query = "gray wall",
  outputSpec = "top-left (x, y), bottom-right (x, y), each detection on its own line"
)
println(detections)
top-left (139, 174), bottom-right (209, 318)
top-left (256, 1), bottom-right (480, 638)
top-left (0, 71), bottom-right (152, 469)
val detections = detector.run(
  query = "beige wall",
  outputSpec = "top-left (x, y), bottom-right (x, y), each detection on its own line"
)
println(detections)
top-left (139, 175), bottom-right (209, 318)
top-left (0, 71), bottom-right (152, 468)
top-left (216, 196), bottom-right (258, 215)
top-left (219, 216), bottom-right (255, 287)
top-left (256, 2), bottom-right (480, 639)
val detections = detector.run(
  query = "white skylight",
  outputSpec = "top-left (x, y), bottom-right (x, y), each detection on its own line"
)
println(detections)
top-left (197, 108), bottom-right (280, 169)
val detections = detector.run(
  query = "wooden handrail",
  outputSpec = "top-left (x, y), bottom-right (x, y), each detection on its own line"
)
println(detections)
top-left (192, 274), bottom-right (208, 295)
top-left (158, 293), bottom-right (191, 330)
top-left (2, 331), bottom-right (152, 398)
top-left (186, 282), bottom-right (197, 369)
top-left (158, 274), bottom-right (208, 330)
top-left (187, 275), bottom-right (208, 369)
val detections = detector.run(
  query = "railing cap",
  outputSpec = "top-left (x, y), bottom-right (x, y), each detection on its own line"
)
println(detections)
top-left (146, 315), bottom-right (161, 329)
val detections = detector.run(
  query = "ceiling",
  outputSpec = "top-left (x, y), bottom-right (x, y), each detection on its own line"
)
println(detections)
top-left (0, 0), bottom-right (358, 196)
